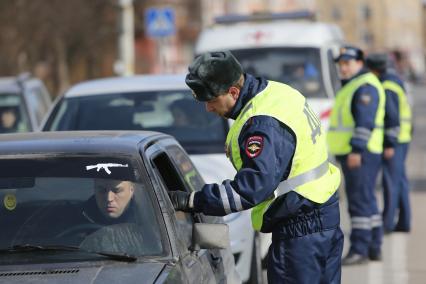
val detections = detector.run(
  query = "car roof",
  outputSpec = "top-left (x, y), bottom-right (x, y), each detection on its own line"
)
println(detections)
top-left (195, 21), bottom-right (343, 53)
top-left (0, 131), bottom-right (171, 157)
top-left (64, 74), bottom-right (188, 98)
top-left (0, 77), bottom-right (21, 94)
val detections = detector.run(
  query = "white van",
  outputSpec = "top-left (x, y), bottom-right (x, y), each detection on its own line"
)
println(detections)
top-left (195, 12), bottom-right (344, 130)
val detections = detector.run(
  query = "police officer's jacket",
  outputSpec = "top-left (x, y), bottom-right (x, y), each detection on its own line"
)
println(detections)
top-left (327, 68), bottom-right (385, 155)
top-left (193, 74), bottom-right (340, 232)
top-left (380, 72), bottom-right (412, 144)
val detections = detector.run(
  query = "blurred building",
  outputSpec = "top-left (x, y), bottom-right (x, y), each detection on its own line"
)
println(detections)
top-left (197, 0), bottom-right (425, 78)
top-left (200, 0), bottom-right (315, 27)
top-left (317, 0), bottom-right (424, 77)
top-left (423, 0), bottom-right (426, 61)
top-left (134, 0), bottom-right (201, 74)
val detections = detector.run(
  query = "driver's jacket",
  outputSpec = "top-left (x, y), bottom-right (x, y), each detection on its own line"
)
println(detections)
top-left (193, 74), bottom-right (339, 232)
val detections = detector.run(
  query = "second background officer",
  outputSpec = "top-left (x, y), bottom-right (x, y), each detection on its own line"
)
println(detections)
top-left (328, 46), bottom-right (386, 265)
top-left (366, 53), bottom-right (412, 233)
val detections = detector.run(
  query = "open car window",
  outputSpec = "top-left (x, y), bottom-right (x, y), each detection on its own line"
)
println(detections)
top-left (0, 156), bottom-right (164, 264)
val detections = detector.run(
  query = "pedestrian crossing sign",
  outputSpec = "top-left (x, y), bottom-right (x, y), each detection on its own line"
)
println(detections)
top-left (145, 7), bottom-right (176, 38)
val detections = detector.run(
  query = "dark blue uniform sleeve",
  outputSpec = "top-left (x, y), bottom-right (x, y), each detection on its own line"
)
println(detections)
top-left (193, 116), bottom-right (295, 216)
top-left (350, 84), bottom-right (380, 153)
top-left (383, 88), bottom-right (400, 147)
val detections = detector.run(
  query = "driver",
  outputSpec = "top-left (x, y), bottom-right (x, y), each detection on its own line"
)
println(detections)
top-left (82, 179), bottom-right (136, 225)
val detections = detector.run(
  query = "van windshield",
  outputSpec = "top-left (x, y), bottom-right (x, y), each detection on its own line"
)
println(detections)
top-left (231, 47), bottom-right (326, 98)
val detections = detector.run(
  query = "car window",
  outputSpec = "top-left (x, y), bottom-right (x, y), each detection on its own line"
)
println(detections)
top-left (47, 91), bottom-right (228, 154)
top-left (167, 146), bottom-right (205, 192)
top-left (231, 47), bottom-right (326, 98)
top-left (152, 151), bottom-right (194, 251)
top-left (0, 156), bottom-right (164, 264)
top-left (0, 93), bottom-right (30, 133)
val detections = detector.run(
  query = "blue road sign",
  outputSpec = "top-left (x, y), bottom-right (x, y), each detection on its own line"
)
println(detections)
top-left (145, 7), bottom-right (176, 38)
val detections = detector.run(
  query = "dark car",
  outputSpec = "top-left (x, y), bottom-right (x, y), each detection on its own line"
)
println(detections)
top-left (0, 74), bottom-right (51, 133)
top-left (0, 131), bottom-right (240, 283)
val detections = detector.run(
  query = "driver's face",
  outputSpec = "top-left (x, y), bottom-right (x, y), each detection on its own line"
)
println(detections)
top-left (95, 180), bottom-right (134, 219)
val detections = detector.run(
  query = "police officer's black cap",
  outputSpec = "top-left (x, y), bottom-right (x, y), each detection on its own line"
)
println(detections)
top-left (335, 45), bottom-right (364, 62)
top-left (185, 51), bottom-right (243, 102)
top-left (366, 53), bottom-right (388, 73)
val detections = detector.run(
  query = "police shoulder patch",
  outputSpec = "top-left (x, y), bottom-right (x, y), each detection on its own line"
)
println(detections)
top-left (360, 93), bottom-right (372, 105)
top-left (245, 136), bottom-right (264, 158)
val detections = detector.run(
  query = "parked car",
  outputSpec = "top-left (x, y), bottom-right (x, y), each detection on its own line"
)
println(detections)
top-left (41, 74), bottom-right (266, 283)
top-left (0, 73), bottom-right (51, 133)
top-left (195, 11), bottom-right (344, 129)
top-left (0, 131), bottom-right (240, 284)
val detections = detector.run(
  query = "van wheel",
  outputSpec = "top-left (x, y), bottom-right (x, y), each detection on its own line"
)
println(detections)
top-left (247, 232), bottom-right (263, 284)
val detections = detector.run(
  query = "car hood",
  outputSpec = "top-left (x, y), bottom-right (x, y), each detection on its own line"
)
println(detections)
top-left (0, 261), bottom-right (167, 284)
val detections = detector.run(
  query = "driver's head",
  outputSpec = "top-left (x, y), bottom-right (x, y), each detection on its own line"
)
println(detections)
top-left (1, 108), bottom-right (18, 129)
top-left (94, 179), bottom-right (134, 219)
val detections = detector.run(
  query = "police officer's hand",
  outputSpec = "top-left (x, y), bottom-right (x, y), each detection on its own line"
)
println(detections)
top-left (347, 153), bottom-right (362, 169)
top-left (168, 191), bottom-right (193, 212)
top-left (383, 147), bottom-right (395, 160)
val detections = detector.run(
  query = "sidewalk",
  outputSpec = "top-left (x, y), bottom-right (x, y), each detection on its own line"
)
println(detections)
top-left (341, 190), bottom-right (426, 284)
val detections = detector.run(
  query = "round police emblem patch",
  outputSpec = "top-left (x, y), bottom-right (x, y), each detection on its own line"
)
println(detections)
top-left (245, 136), bottom-right (264, 158)
top-left (360, 93), bottom-right (372, 105)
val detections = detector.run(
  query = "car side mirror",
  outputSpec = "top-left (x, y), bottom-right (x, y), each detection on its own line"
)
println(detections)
top-left (192, 223), bottom-right (229, 250)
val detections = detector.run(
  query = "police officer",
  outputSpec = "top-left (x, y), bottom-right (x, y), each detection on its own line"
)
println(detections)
top-left (366, 53), bottom-right (412, 233)
top-left (169, 51), bottom-right (343, 283)
top-left (327, 46), bottom-right (386, 265)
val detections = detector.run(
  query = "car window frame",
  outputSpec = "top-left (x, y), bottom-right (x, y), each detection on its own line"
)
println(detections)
top-left (41, 96), bottom-right (65, 131)
top-left (24, 84), bottom-right (50, 126)
top-left (143, 138), bottom-right (218, 282)
top-left (326, 48), bottom-right (341, 95)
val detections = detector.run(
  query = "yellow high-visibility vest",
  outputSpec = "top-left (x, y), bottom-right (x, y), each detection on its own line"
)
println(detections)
top-left (382, 80), bottom-right (412, 143)
top-left (327, 72), bottom-right (385, 155)
top-left (225, 81), bottom-right (340, 231)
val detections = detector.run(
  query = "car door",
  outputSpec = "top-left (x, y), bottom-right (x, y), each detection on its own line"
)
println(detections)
top-left (145, 140), bottom-right (216, 284)
top-left (165, 145), bottom-right (229, 283)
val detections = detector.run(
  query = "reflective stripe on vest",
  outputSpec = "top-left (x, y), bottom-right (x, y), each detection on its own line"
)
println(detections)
top-left (225, 81), bottom-right (341, 231)
top-left (382, 80), bottom-right (412, 143)
top-left (327, 72), bottom-right (386, 155)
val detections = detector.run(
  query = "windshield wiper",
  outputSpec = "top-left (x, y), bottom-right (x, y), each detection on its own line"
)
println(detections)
top-left (0, 244), bottom-right (137, 262)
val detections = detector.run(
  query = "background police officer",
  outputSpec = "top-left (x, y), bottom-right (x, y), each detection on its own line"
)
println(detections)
top-left (366, 53), bottom-right (412, 233)
top-left (169, 51), bottom-right (343, 283)
top-left (327, 46), bottom-right (386, 265)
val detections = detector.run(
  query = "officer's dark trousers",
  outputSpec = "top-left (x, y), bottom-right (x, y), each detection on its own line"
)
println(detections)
top-left (267, 196), bottom-right (343, 284)
top-left (338, 151), bottom-right (383, 256)
top-left (382, 143), bottom-right (411, 232)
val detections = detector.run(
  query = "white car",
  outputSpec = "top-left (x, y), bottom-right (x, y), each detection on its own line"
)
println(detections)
top-left (0, 74), bottom-right (51, 133)
top-left (195, 12), bottom-right (344, 129)
top-left (41, 74), bottom-right (265, 283)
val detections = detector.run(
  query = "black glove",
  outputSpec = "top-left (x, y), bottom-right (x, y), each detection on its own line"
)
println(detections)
top-left (168, 191), bottom-right (193, 212)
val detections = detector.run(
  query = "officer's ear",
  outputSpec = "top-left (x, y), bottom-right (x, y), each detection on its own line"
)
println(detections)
top-left (228, 86), bottom-right (240, 101)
